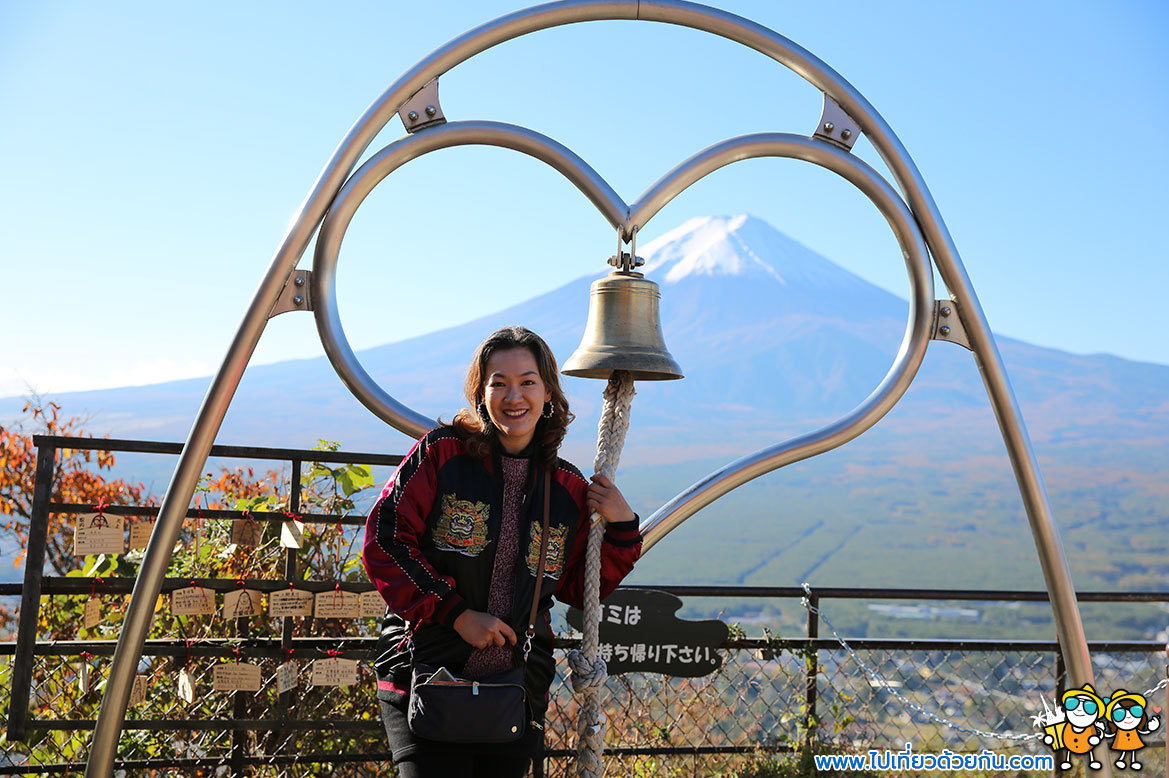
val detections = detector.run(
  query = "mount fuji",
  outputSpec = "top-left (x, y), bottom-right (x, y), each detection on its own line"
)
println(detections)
top-left (6, 215), bottom-right (1168, 603)
top-left (12, 212), bottom-right (1168, 472)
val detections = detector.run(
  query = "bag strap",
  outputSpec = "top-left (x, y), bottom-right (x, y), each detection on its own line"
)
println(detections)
top-left (522, 469), bottom-right (553, 662)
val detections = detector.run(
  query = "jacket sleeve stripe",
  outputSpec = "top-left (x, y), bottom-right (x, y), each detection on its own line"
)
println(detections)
top-left (363, 432), bottom-right (465, 624)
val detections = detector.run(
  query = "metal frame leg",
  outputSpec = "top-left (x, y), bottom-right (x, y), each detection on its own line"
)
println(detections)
top-left (85, 3), bottom-right (1097, 775)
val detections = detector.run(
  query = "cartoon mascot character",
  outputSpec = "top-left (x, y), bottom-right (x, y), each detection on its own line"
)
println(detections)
top-left (1042, 683), bottom-right (1107, 771)
top-left (1103, 688), bottom-right (1161, 771)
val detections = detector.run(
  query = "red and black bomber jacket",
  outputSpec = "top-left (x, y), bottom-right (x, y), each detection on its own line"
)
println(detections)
top-left (362, 426), bottom-right (642, 717)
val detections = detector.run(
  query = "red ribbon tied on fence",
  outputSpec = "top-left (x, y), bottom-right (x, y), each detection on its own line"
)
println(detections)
top-left (190, 580), bottom-right (210, 609)
top-left (90, 576), bottom-right (104, 599)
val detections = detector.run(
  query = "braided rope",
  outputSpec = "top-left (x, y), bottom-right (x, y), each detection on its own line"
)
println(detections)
top-left (568, 371), bottom-right (636, 778)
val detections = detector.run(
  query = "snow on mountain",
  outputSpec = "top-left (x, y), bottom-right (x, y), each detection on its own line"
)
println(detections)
top-left (5, 214), bottom-right (1167, 597)
top-left (641, 214), bottom-right (874, 295)
top-left (5, 214), bottom-right (1167, 470)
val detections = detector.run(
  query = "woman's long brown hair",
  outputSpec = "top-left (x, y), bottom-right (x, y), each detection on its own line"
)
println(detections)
top-left (450, 326), bottom-right (573, 467)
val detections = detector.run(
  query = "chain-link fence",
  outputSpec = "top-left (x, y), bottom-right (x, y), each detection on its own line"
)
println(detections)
top-left (3, 437), bottom-right (1166, 776)
top-left (6, 629), bottom-right (1166, 775)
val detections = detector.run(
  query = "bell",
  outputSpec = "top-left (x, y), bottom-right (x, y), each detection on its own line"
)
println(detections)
top-left (562, 271), bottom-right (683, 380)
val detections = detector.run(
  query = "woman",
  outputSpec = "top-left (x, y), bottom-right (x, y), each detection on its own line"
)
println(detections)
top-left (363, 325), bottom-right (642, 778)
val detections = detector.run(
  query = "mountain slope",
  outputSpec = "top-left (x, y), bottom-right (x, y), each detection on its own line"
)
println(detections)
top-left (6, 215), bottom-right (1168, 608)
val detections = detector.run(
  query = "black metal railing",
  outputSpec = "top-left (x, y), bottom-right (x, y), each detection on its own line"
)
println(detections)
top-left (1, 436), bottom-right (1166, 777)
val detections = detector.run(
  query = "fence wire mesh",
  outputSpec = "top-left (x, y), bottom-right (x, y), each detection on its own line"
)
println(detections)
top-left (5, 640), bottom-right (1166, 777)
top-left (4, 439), bottom-right (1166, 777)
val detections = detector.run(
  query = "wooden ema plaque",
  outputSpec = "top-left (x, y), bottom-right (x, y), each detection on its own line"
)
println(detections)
top-left (73, 513), bottom-right (124, 556)
top-left (128, 519), bottom-right (155, 550)
top-left (213, 662), bottom-right (262, 692)
top-left (171, 586), bottom-right (216, 616)
top-left (359, 590), bottom-right (385, 618)
top-left (269, 589), bottom-right (314, 618)
top-left (280, 519), bottom-right (305, 549)
top-left (83, 597), bottom-right (102, 629)
top-left (230, 517), bottom-right (263, 548)
top-left (128, 675), bottom-right (149, 706)
top-left (222, 589), bottom-right (263, 619)
top-left (314, 590), bottom-right (359, 619)
top-left (310, 658), bottom-right (357, 687)
top-left (276, 661), bottom-right (298, 693)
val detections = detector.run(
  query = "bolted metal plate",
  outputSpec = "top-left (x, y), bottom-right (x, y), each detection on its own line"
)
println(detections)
top-left (813, 95), bottom-right (860, 151)
top-left (931, 299), bottom-right (971, 349)
top-left (268, 269), bottom-right (313, 318)
top-left (398, 79), bottom-right (446, 134)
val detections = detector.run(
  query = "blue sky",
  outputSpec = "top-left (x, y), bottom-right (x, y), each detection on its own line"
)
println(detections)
top-left (2, 1), bottom-right (1167, 398)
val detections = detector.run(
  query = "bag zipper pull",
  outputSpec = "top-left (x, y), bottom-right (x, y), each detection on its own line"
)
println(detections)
top-left (472, 681), bottom-right (479, 696)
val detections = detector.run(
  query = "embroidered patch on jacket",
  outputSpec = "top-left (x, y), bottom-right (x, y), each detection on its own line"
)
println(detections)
top-left (433, 495), bottom-right (491, 556)
top-left (526, 524), bottom-right (568, 580)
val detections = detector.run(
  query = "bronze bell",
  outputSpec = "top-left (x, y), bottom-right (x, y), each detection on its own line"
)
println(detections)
top-left (562, 270), bottom-right (683, 381)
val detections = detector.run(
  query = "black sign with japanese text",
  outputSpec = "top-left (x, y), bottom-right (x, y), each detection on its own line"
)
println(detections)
top-left (566, 588), bottom-right (727, 677)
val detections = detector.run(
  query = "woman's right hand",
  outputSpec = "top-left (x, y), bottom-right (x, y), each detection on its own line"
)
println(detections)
top-left (453, 609), bottom-right (517, 649)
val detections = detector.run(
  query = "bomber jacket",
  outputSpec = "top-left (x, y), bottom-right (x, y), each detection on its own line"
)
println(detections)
top-left (363, 426), bottom-right (642, 719)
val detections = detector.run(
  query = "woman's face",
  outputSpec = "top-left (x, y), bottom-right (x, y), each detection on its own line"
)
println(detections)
top-left (482, 347), bottom-right (551, 455)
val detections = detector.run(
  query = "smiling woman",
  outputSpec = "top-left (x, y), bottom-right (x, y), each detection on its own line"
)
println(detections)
top-left (460, 327), bottom-right (568, 458)
top-left (482, 348), bottom-right (551, 451)
top-left (361, 325), bottom-right (641, 778)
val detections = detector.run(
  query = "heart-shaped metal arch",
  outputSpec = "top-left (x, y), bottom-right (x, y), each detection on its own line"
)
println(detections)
top-left (85, 2), bottom-right (1096, 773)
top-left (313, 122), bottom-right (935, 547)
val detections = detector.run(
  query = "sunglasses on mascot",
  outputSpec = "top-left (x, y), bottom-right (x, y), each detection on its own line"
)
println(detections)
top-left (1064, 697), bottom-right (1098, 715)
top-left (1112, 705), bottom-right (1143, 722)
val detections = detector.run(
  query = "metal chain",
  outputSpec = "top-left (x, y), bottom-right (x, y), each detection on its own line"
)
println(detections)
top-left (800, 583), bottom-right (1044, 742)
top-left (1144, 677), bottom-right (1168, 698)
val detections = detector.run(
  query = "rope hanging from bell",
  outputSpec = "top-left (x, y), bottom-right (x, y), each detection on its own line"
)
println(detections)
top-left (562, 228), bottom-right (682, 777)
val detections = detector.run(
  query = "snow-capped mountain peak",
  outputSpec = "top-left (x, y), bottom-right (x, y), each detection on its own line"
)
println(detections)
top-left (640, 214), bottom-right (786, 284)
top-left (639, 214), bottom-right (867, 292)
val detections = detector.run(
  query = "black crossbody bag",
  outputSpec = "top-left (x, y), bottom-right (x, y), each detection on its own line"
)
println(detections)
top-left (406, 471), bottom-right (553, 744)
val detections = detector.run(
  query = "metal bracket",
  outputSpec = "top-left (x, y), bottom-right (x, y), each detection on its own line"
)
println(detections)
top-left (268, 269), bottom-right (313, 318)
top-left (813, 95), bottom-right (860, 151)
top-left (398, 79), bottom-right (446, 133)
top-left (931, 300), bottom-right (971, 350)
top-left (608, 226), bottom-right (645, 273)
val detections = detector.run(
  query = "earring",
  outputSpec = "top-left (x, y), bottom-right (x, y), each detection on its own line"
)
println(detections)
top-left (542, 401), bottom-right (553, 419)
